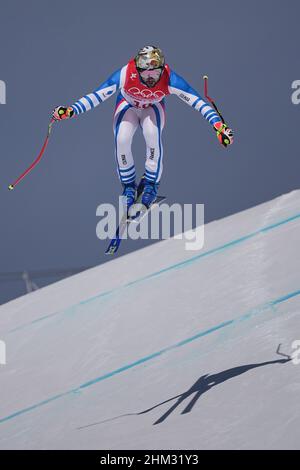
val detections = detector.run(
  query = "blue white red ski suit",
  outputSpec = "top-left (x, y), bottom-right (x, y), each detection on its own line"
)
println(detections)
top-left (71, 59), bottom-right (221, 184)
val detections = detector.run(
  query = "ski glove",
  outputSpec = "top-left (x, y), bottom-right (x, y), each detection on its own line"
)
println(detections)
top-left (52, 106), bottom-right (74, 121)
top-left (213, 121), bottom-right (234, 147)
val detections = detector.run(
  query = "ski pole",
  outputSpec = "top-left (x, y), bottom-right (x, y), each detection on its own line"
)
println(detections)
top-left (203, 75), bottom-right (226, 123)
top-left (8, 118), bottom-right (55, 190)
top-left (203, 75), bottom-right (230, 146)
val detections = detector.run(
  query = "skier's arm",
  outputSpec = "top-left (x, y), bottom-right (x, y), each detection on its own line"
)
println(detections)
top-left (71, 68), bottom-right (123, 115)
top-left (168, 70), bottom-right (221, 126)
top-left (168, 70), bottom-right (234, 147)
top-left (52, 67), bottom-right (124, 120)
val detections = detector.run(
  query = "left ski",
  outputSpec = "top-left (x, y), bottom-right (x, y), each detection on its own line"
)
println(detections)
top-left (104, 217), bottom-right (128, 255)
top-left (105, 189), bottom-right (144, 256)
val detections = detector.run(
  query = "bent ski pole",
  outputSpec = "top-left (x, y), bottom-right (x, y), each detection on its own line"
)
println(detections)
top-left (203, 75), bottom-right (226, 123)
top-left (8, 118), bottom-right (55, 190)
top-left (203, 75), bottom-right (229, 146)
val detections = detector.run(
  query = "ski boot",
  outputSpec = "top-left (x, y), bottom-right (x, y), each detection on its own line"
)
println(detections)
top-left (122, 181), bottom-right (137, 212)
top-left (141, 179), bottom-right (159, 209)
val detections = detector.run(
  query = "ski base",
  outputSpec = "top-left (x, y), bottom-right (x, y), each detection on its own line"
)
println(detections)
top-left (127, 196), bottom-right (166, 224)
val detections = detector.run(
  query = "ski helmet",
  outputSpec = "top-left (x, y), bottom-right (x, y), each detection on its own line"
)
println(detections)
top-left (135, 46), bottom-right (165, 87)
top-left (135, 45), bottom-right (165, 70)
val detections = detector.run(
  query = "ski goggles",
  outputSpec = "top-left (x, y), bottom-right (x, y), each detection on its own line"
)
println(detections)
top-left (139, 68), bottom-right (162, 81)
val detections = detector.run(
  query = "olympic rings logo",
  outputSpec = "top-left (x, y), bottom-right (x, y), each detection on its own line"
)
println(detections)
top-left (127, 87), bottom-right (165, 100)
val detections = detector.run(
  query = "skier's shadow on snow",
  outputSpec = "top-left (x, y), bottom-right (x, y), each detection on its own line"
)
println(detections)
top-left (141, 357), bottom-right (290, 425)
top-left (78, 351), bottom-right (291, 429)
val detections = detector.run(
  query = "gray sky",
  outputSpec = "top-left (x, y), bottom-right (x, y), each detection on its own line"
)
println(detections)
top-left (1, 0), bottom-right (299, 304)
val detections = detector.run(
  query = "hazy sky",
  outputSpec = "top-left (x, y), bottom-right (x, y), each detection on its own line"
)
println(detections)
top-left (0, 0), bottom-right (299, 304)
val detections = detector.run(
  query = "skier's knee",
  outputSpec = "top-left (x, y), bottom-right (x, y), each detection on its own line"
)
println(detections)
top-left (143, 127), bottom-right (158, 143)
top-left (117, 134), bottom-right (132, 148)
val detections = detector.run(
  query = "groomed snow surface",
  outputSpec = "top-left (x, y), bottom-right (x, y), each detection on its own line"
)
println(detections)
top-left (0, 190), bottom-right (300, 450)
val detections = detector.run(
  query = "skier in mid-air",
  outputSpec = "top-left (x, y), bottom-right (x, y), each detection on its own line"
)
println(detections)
top-left (52, 45), bottom-right (234, 210)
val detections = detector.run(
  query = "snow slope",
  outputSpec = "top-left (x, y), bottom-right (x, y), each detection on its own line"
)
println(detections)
top-left (0, 190), bottom-right (300, 450)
